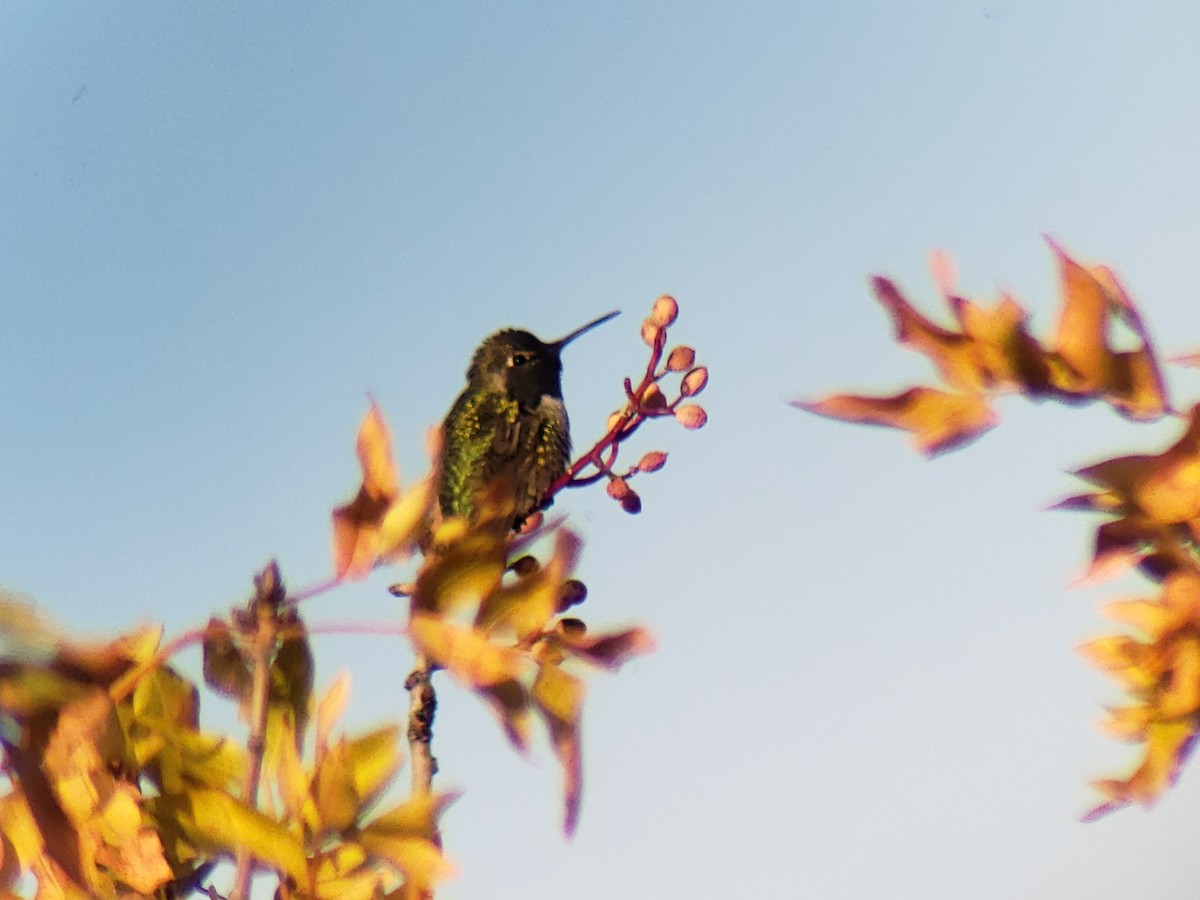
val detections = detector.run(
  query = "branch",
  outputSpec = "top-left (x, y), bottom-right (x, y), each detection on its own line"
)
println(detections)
top-left (405, 653), bottom-right (438, 796)
top-left (230, 563), bottom-right (285, 900)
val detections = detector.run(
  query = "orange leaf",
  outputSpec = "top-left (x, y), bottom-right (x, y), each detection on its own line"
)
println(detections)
top-left (559, 625), bottom-right (657, 670)
top-left (1045, 239), bottom-right (1169, 417)
top-left (1076, 517), bottom-right (1155, 585)
top-left (1072, 406), bottom-right (1200, 528)
top-left (798, 387), bottom-right (996, 455)
top-left (871, 277), bottom-right (983, 391)
top-left (1108, 350), bottom-right (1170, 421)
top-left (1100, 598), bottom-right (1186, 643)
top-left (332, 402), bottom-right (401, 580)
top-left (1048, 238), bottom-right (1111, 394)
top-left (357, 400), bottom-right (399, 501)
top-left (1084, 718), bottom-right (1198, 819)
top-left (409, 615), bottom-right (524, 689)
top-left (948, 292), bottom-right (1052, 394)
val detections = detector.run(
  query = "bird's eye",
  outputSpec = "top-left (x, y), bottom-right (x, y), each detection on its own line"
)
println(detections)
top-left (511, 352), bottom-right (530, 367)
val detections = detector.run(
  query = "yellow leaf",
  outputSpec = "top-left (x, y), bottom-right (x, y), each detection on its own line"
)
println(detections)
top-left (357, 834), bottom-right (453, 890)
top-left (532, 664), bottom-right (585, 835)
top-left (160, 787), bottom-right (307, 883)
top-left (1078, 635), bottom-right (1158, 692)
top-left (314, 868), bottom-right (387, 900)
top-left (1098, 705), bottom-right (1153, 742)
top-left (1129, 718), bottom-right (1194, 805)
top-left (358, 400), bottom-right (399, 501)
top-left (412, 526), bottom-right (507, 616)
top-left (1158, 637), bottom-right (1200, 719)
top-left (408, 615), bottom-right (524, 689)
top-left (799, 386), bottom-right (996, 455)
top-left (532, 664), bottom-right (583, 728)
top-left (0, 790), bottom-right (42, 876)
top-left (361, 792), bottom-right (456, 840)
top-left (0, 595), bottom-right (59, 665)
top-left (97, 784), bottom-right (141, 845)
top-left (378, 478), bottom-right (434, 563)
top-left (313, 739), bottom-right (359, 834)
top-left (94, 827), bottom-right (173, 896)
top-left (313, 841), bottom-right (367, 880)
top-left (131, 665), bottom-right (199, 729)
top-left (1099, 599), bottom-right (1184, 642)
top-left (347, 726), bottom-right (403, 809)
top-left (476, 530), bottom-right (581, 641)
top-left (316, 671), bottom-right (351, 755)
top-left (273, 715), bottom-right (312, 828)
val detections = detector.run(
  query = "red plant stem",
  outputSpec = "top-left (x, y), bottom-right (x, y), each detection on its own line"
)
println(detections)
top-left (545, 325), bottom-right (669, 502)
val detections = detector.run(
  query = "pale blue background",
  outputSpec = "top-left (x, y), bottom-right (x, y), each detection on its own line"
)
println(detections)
top-left (5, 3), bottom-right (1200, 898)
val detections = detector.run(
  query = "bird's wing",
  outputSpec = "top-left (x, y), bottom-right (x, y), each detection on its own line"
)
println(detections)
top-left (438, 389), bottom-right (521, 518)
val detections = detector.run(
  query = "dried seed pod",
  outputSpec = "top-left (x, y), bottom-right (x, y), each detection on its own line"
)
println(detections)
top-left (557, 617), bottom-right (587, 638)
top-left (641, 318), bottom-right (660, 347)
top-left (681, 366), bottom-right (708, 397)
top-left (675, 404), bottom-right (708, 430)
top-left (636, 450), bottom-right (668, 473)
top-left (620, 489), bottom-right (642, 514)
top-left (666, 345), bottom-right (695, 371)
top-left (510, 555), bottom-right (540, 576)
top-left (650, 294), bottom-right (679, 327)
top-left (557, 579), bottom-right (588, 612)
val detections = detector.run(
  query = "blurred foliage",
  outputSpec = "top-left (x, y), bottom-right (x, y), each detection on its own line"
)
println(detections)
top-left (0, 295), bottom-right (699, 897)
top-left (806, 239), bottom-right (1200, 819)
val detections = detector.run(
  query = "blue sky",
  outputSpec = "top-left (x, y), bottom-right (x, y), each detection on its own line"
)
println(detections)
top-left (5, 2), bottom-right (1200, 897)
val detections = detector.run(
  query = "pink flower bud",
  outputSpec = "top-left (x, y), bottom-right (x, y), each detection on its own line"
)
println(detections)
top-left (650, 294), bottom-right (679, 327)
top-left (636, 450), bottom-right (668, 473)
top-left (517, 511), bottom-right (544, 533)
top-left (681, 366), bottom-right (708, 397)
top-left (641, 318), bottom-right (660, 347)
top-left (607, 477), bottom-right (632, 500)
top-left (675, 404), bottom-right (707, 429)
top-left (666, 345), bottom-right (695, 371)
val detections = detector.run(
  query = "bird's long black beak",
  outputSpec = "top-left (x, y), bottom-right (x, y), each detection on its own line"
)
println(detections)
top-left (551, 309), bottom-right (621, 350)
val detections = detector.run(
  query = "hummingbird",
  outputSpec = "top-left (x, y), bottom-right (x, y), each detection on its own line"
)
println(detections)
top-left (438, 310), bottom-right (620, 526)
